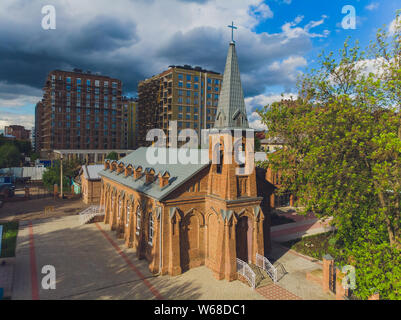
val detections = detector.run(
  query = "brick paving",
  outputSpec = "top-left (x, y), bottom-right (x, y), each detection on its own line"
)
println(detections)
top-left (271, 217), bottom-right (334, 242)
top-left (257, 284), bottom-right (302, 300)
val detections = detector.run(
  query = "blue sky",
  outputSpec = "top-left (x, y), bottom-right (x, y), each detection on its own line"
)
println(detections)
top-left (0, 0), bottom-right (399, 131)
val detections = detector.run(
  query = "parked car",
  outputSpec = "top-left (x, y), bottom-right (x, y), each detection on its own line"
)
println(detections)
top-left (0, 180), bottom-right (15, 199)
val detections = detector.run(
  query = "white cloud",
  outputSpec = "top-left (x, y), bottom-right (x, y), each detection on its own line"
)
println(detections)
top-left (280, 15), bottom-right (330, 42)
top-left (245, 92), bottom-right (298, 113)
top-left (365, 3), bottom-right (380, 11)
top-left (0, 81), bottom-right (42, 109)
top-left (0, 112), bottom-right (34, 129)
top-left (249, 3), bottom-right (274, 20)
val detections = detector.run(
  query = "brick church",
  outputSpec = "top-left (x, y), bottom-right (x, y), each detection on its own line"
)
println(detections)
top-left (99, 40), bottom-right (269, 281)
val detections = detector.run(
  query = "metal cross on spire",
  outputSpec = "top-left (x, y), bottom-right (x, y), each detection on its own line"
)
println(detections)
top-left (227, 21), bottom-right (238, 43)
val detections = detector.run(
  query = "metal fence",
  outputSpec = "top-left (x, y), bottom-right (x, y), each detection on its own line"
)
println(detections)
top-left (79, 205), bottom-right (105, 225)
top-left (24, 181), bottom-right (52, 199)
top-left (256, 253), bottom-right (278, 283)
top-left (236, 258), bottom-right (256, 289)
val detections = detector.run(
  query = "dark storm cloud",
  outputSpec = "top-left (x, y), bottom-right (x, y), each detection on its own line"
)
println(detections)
top-left (158, 26), bottom-right (312, 96)
top-left (0, 0), bottom-right (315, 105)
top-left (0, 13), bottom-right (140, 94)
top-left (68, 15), bottom-right (139, 53)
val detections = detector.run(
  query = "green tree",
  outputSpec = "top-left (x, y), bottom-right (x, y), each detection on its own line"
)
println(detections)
top-left (106, 151), bottom-right (119, 161)
top-left (0, 144), bottom-right (21, 168)
top-left (258, 12), bottom-right (401, 299)
top-left (42, 159), bottom-right (81, 191)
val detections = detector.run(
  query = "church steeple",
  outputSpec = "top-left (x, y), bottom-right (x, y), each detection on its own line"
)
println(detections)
top-left (214, 39), bottom-right (249, 130)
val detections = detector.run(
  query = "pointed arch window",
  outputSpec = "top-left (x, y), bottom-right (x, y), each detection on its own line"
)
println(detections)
top-left (126, 202), bottom-right (131, 227)
top-left (136, 206), bottom-right (141, 235)
top-left (118, 198), bottom-right (122, 219)
top-left (148, 212), bottom-right (154, 246)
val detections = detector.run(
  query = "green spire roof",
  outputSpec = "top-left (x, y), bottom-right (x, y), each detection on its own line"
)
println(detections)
top-left (214, 42), bottom-right (249, 129)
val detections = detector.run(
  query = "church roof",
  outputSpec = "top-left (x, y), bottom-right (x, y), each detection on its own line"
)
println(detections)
top-left (99, 147), bottom-right (210, 201)
top-left (81, 165), bottom-right (103, 181)
top-left (214, 42), bottom-right (249, 130)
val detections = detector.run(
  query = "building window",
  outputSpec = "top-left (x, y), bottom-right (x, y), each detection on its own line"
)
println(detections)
top-left (178, 81), bottom-right (183, 87)
top-left (126, 202), bottom-right (131, 227)
top-left (194, 76), bottom-right (199, 82)
top-left (118, 198), bottom-right (122, 219)
top-left (77, 78), bottom-right (81, 85)
top-left (148, 212), bottom-right (154, 246)
top-left (178, 74), bottom-right (183, 80)
top-left (136, 206), bottom-right (141, 235)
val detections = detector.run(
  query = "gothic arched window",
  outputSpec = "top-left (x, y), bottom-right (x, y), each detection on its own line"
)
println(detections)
top-left (136, 206), bottom-right (141, 235)
top-left (126, 202), bottom-right (131, 227)
top-left (148, 212), bottom-right (154, 246)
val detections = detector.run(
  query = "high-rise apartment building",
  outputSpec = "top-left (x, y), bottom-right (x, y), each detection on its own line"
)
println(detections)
top-left (4, 125), bottom-right (31, 140)
top-left (37, 69), bottom-right (125, 154)
top-left (123, 97), bottom-right (138, 149)
top-left (137, 65), bottom-right (223, 147)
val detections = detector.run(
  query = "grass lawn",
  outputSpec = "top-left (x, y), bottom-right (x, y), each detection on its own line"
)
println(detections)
top-left (0, 221), bottom-right (19, 258)
top-left (281, 231), bottom-right (343, 262)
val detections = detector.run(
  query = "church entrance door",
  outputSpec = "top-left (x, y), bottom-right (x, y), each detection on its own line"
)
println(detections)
top-left (236, 216), bottom-right (253, 263)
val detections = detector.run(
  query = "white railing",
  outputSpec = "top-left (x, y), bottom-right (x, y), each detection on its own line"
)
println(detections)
top-left (256, 253), bottom-right (278, 283)
top-left (79, 205), bottom-right (105, 225)
top-left (236, 258), bottom-right (256, 289)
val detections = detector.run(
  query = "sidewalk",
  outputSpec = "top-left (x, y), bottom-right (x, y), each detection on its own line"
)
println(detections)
top-left (266, 242), bottom-right (335, 300)
top-left (271, 214), bottom-right (334, 242)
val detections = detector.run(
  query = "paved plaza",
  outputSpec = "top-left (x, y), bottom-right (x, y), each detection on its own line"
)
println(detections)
top-left (6, 202), bottom-right (334, 300)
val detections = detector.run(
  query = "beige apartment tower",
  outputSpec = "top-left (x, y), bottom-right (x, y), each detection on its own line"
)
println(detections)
top-left (137, 65), bottom-right (223, 147)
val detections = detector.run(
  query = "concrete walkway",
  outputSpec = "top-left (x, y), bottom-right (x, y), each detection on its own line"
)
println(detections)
top-left (12, 215), bottom-right (264, 300)
top-left (271, 217), bottom-right (334, 242)
top-left (266, 242), bottom-right (335, 300)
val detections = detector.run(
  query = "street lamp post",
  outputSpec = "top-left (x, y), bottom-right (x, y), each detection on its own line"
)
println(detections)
top-left (60, 154), bottom-right (63, 199)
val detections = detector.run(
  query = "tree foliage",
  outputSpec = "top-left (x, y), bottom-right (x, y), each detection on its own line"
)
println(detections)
top-left (258, 12), bottom-right (401, 299)
top-left (106, 151), bottom-right (119, 161)
top-left (42, 159), bottom-right (81, 191)
top-left (0, 144), bottom-right (21, 168)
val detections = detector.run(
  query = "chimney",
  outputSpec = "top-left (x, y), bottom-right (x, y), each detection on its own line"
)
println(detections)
top-left (133, 166), bottom-right (142, 179)
top-left (159, 171), bottom-right (170, 188)
top-left (117, 163), bottom-right (125, 174)
top-left (145, 168), bottom-right (155, 183)
top-left (125, 165), bottom-right (133, 177)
